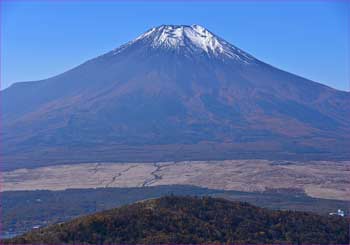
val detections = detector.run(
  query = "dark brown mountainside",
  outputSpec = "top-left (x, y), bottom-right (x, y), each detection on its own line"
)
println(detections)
top-left (2, 25), bottom-right (350, 170)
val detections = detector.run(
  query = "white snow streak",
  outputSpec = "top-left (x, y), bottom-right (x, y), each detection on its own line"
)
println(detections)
top-left (113, 24), bottom-right (254, 63)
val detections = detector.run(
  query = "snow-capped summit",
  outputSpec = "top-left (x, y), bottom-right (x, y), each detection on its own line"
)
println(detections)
top-left (114, 24), bottom-right (255, 63)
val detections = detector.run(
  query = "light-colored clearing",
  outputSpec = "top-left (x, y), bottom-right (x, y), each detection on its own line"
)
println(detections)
top-left (2, 160), bottom-right (350, 201)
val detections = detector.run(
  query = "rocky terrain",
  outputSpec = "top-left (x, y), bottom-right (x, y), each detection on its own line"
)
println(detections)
top-left (3, 160), bottom-right (350, 201)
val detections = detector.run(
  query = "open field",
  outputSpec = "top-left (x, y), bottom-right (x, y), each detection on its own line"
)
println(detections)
top-left (3, 160), bottom-right (350, 201)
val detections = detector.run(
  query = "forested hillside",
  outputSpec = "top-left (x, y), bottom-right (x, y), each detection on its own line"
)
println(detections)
top-left (4, 196), bottom-right (349, 244)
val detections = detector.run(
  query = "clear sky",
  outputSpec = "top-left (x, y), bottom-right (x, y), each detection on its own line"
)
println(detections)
top-left (1, 1), bottom-right (349, 91)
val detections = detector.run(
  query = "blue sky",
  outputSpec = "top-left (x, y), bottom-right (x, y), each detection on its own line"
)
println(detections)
top-left (1, 1), bottom-right (349, 91)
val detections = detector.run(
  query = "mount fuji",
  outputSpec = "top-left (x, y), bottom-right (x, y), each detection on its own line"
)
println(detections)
top-left (2, 25), bottom-right (350, 170)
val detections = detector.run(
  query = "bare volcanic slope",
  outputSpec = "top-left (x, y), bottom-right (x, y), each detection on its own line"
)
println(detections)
top-left (3, 196), bottom-right (349, 244)
top-left (2, 25), bottom-right (350, 169)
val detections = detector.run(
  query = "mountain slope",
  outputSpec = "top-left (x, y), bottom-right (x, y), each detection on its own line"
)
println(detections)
top-left (2, 24), bottom-right (350, 169)
top-left (3, 196), bottom-right (349, 244)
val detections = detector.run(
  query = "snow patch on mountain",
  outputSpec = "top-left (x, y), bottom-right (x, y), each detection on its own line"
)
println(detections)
top-left (113, 24), bottom-right (255, 63)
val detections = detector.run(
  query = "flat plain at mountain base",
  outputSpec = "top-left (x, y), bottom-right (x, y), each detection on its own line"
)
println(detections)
top-left (3, 159), bottom-right (350, 201)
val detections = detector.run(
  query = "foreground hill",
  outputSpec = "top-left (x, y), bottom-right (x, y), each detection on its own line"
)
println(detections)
top-left (2, 24), bottom-right (350, 170)
top-left (4, 196), bottom-right (349, 244)
top-left (2, 186), bottom-right (349, 239)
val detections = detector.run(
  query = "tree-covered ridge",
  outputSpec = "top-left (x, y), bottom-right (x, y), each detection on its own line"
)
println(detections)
top-left (4, 196), bottom-right (349, 244)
